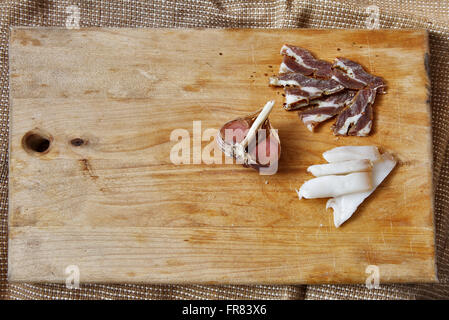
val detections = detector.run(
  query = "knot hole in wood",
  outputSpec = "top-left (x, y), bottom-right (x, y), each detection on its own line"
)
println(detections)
top-left (21, 129), bottom-right (52, 155)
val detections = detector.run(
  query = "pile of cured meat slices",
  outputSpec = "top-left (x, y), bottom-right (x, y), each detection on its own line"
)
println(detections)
top-left (270, 45), bottom-right (386, 136)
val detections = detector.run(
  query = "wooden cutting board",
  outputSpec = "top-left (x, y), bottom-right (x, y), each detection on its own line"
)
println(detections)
top-left (8, 28), bottom-right (436, 284)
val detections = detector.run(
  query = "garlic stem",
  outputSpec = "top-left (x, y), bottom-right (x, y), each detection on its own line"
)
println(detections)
top-left (239, 100), bottom-right (275, 149)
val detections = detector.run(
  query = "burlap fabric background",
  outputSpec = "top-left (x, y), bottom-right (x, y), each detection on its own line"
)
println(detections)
top-left (0, 0), bottom-right (448, 300)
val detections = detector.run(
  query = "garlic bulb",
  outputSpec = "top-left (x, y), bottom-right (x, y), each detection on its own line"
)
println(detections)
top-left (216, 101), bottom-right (281, 173)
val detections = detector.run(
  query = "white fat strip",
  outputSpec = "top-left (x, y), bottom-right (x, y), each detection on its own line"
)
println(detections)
top-left (354, 119), bottom-right (373, 137)
top-left (287, 87), bottom-right (334, 107)
top-left (324, 85), bottom-right (345, 95)
top-left (269, 77), bottom-right (298, 86)
top-left (307, 159), bottom-right (372, 177)
top-left (302, 114), bottom-right (333, 131)
top-left (297, 172), bottom-right (372, 199)
top-left (279, 62), bottom-right (290, 73)
top-left (313, 100), bottom-right (339, 108)
top-left (285, 88), bottom-right (330, 108)
top-left (300, 86), bottom-right (322, 95)
top-left (335, 113), bottom-right (362, 135)
top-left (300, 97), bottom-right (343, 130)
top-left (326, 152), bottom-right (397, 227)
top-left (323, 146), bottom-right (381, 162)
top-left (285, 92), bottom-right (305, 105)
top-left (269, 77), bottom-right (280, 86)
top-left (334, 60), bottom-right (354, 77)
top-left (285, 101), bottom-right (309, 110)
top-left (334, 59), bottom-right (365, 83)
top-left (280, 45), bottom-right (305, 65)
top-left (303, 113), bottom-right (332, 122)
top-left (306, 123), bottom-right (315, 132)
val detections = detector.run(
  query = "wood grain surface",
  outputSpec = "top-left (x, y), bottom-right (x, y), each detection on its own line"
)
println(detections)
top-left (8, 28), bottom-right (435, 284)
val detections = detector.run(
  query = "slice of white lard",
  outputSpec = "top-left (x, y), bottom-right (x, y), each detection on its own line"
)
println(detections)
top-left (307, 159), bottom-right (372, 177)
top-left (296, 172), bottom-right (372, 199)
top-left (323, 146), bottom-right (381, 163)
top-left (326, 152), bottom-right (397, 228)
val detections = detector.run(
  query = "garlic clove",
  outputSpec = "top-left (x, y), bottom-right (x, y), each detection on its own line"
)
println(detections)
top-left (219, 118), bottom-right (251, 145)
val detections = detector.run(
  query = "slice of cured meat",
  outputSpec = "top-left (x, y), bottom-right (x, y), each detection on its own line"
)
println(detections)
top-left (280, 44), bottom-right (333, 79)
top-left (333, 57), bottom-right (386, 93)
top-left (283, 87), bottom-right (315, 109)
top-left (284, 86), bottom-right (350, 110)
top-left (331, 69), bottom-right (366, 90)
top-left (279, 56), bottom-right (315, 75)
top-left (269, 73), bottom-right (343, 90)
top-left (298, 90), bottom-right (356, 131)
top-left (270, 73), bottom-right (344, 110)
top-left (332, 88), bottom-right (376, 136)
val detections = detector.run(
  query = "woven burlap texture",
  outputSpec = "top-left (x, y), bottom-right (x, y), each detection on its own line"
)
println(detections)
top-left (0, 0), bottom-right (448, 300)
